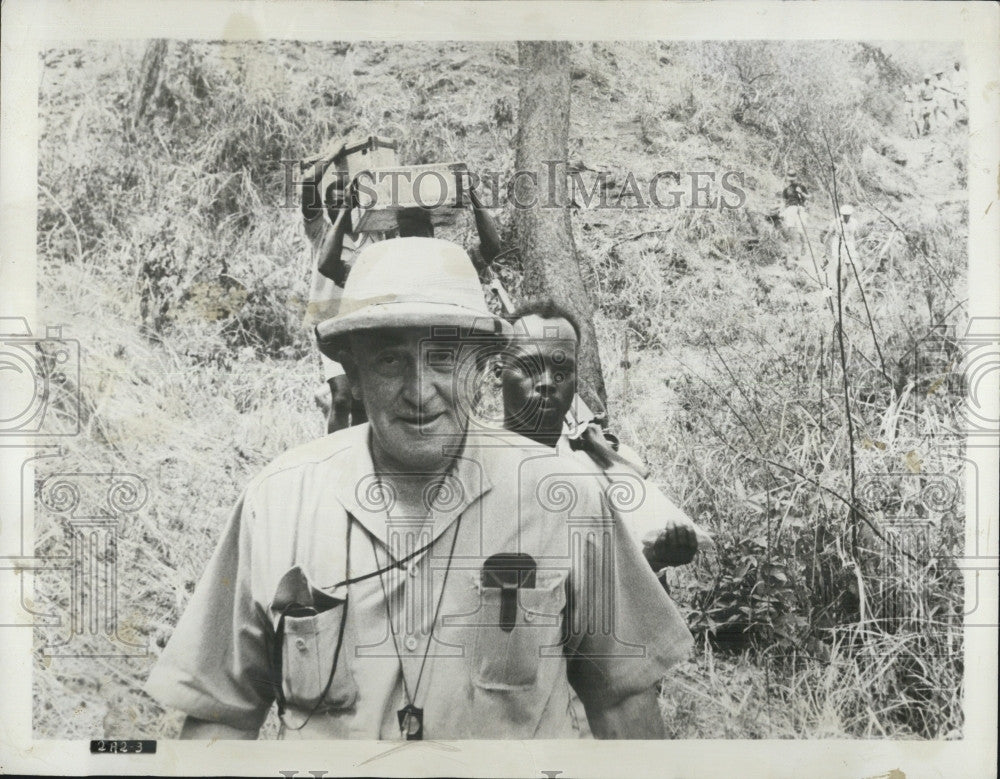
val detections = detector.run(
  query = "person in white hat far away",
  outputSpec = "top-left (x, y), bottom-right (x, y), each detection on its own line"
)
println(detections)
top-left (918, 73), bottom-right (936, 135)
top-left (950, 61), bottom-right (966, 115)
top-left (144, 237), bottom-right (693, 740)
top-left (932, 67), bottom-right (954, 127)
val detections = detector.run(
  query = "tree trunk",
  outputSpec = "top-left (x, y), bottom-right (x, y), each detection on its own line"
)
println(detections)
top-left (130, 40), bottom-right (169, 133)
top-left (513, 41), bottom-right (608, 416)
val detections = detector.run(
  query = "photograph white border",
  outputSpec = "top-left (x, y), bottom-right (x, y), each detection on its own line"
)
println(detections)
top-left (1, 1), bottom-right (997, 776)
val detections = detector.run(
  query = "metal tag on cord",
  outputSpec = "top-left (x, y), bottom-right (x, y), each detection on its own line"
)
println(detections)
top-left (397, 703), bottom-right (424, 740)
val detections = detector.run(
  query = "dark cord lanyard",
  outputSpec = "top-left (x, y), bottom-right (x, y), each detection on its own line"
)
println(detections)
top-left (320, 527), bottom-right (442, 591)
top-left (272, 516), bottom-right (354, 730)
top-left (270, 511), bottom-right (462, 733)
top-left (370, 513), bottom-right (463, 729)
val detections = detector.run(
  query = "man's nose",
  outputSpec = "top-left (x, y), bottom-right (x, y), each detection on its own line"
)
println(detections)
top-left (402, 361), bottom-right (439, 407)
top-left (535, 367), bottom-right (556, 396)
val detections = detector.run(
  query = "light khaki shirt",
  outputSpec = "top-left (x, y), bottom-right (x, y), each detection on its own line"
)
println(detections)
top-left (144, 424), bottom-right (693, 739)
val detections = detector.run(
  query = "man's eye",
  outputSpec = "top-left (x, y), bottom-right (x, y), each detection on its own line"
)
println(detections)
top-left (426, 348), bottom-right (456, 370)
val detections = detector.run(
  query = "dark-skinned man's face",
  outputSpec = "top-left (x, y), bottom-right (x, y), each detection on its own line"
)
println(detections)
top-left (501, 315), bottom-right (577, 445)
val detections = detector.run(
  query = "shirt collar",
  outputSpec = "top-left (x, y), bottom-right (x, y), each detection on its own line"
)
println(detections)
top-left (333, 423), bottom-right (492, 560)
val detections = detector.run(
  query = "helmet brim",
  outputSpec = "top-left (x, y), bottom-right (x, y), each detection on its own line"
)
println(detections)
top-left (316, 303), bottom-right (512, 362)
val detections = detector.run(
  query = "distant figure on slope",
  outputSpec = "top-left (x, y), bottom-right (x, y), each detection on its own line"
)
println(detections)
top-left (824, 204), bottom-right (860, 299)
top-left (918, 74), bottom-right (936, 135)
top-left (950, 61), bottom-right (966, 116)
top-left (932, 68), bottom-right (955, 127)
top-left (780, 170), bottom-right (810, 260)
top-left (902, 82), bottom-right (921, 138)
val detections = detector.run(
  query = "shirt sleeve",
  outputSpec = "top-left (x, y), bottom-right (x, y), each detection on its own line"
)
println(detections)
top-left (612, 473), bottom-right (714, 551)
top-left (143, 490), bottom-right (275, 731)
top-left (564, 486), bottom-right (693, 709)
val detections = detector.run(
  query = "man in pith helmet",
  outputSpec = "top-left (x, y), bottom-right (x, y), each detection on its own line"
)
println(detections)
top-left (145, 237), bottom-right (693, 740)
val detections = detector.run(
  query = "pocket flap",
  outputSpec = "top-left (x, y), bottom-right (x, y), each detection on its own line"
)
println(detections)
top-left (270, 566), bottom-right (345, 627)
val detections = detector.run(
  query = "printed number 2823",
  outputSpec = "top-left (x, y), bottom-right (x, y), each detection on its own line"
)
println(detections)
top-left (90, 740), bottom-right (155, 754)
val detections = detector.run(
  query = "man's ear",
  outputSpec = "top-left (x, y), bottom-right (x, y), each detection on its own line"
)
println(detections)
top-left (338, 351), bottom-right (364, 402)
top-left (349, 379), bottom-right (363, 402)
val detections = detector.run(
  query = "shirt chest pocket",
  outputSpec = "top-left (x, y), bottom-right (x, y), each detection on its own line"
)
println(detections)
top-left (471, 570), bottom-right (567, 691)
top-left (280, 605), bottom-right (358, 712)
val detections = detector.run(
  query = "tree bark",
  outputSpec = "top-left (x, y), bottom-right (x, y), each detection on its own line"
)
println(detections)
top-left (130, 40), bottom-right (169, 132)
top-left (514, 41), bottom-right (608, 415)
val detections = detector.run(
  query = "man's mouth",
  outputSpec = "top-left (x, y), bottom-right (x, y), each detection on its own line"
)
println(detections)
top-left (399, 411), bottom-right (445, 426)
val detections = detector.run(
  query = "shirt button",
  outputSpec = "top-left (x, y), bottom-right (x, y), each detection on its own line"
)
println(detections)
top-left (404, 635), bottom-right (419, 652)
top-left (295, 638), bottom-right (308, 652)
top-left (407, 562), bottom-right (418, 578)
top-left (524, 612), bottom-right (535, 623)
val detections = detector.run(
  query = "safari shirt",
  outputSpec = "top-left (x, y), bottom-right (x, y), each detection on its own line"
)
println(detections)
top-left (144, 424), bottom-right (692, 739)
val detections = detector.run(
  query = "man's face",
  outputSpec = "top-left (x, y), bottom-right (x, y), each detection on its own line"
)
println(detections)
top-left (501, 315), bottom-right (578, 443)
top-left (345, 327), bottom-right (471, 472)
